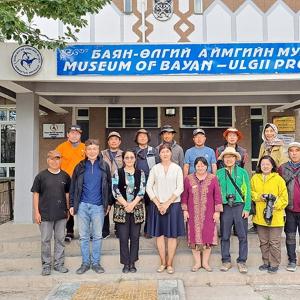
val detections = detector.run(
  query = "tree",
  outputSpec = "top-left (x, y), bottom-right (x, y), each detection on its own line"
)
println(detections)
top-left (0, 0), bottom-right (111, 49)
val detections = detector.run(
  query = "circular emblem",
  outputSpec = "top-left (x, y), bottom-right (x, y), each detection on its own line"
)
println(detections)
top-left (153, 0), bottom-right (173, 22)
top-left (11, 45), bottom-right (43, 76)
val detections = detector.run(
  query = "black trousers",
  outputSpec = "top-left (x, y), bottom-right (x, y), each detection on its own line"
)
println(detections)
top-left (284, 210), bottom-right (300, 263)
top-left (66, 215), bottom-right (74, 235)
top-left (143, 193), bottom-right (150, 234)
top-left (220, 204), bottom-right (248, 263)
top-left (117, 213), bottom-right (141, 265)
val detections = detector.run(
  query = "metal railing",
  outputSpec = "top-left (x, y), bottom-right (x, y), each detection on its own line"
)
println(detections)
top-left (0, 179), bottom-right (14, 224)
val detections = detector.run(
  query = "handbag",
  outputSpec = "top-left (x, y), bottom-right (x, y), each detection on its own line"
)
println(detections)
top-left (113, 201), bottom-right (145, 224)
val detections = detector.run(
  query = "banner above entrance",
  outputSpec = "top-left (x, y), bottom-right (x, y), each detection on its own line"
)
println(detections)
top-left (57, 43), bottom-right (300, 76)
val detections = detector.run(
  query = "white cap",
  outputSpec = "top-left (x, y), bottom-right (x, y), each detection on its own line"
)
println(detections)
top-left (288, 142), bottom-right (300, 150)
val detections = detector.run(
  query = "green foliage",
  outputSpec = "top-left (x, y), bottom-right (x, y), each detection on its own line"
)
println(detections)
top-left (0, 0), bottom-right (111, 49)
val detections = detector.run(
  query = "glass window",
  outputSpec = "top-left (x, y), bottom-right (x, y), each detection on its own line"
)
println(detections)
top-left (143, 107), bottom-right (158, 127)
top-left (77, 109), bottom-right (89, 117)
top-left (0, 111), bottom-right (7, 121)
top-left (9, 110), bottom-right (16, 121)
top-left (1, 125), bottom-right (16, 163)
top-left (217, 107), bottom-right (232, 127)
top-left (0, 167), bottom-right (6, 177)
top-left (125, 108), bottom-right (141, 128)
top-left (199, 107), bottom-right (215, 127)
top-left (108, 108), bottom-right (123, 127)
top-left (251, 108), bottom-right (262, 116)
top-left (182, 107), bottom-right (197, 127)
top-left (76, 120), bottom-right (89, 142)
top-left (9, 167), bottom-right (15, 177)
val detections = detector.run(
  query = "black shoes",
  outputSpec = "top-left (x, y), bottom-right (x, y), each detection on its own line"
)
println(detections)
top-left (259, 264), bottom-right (269, 271)
top-left (76, 264), bottom-right (90, 275)
top-left (268, 266), bottom-right (278, 274)
top-left (92, 264), bottom-right (105, 274)
top-left (122, 264), bottom-right (130, 273)
top-left (129, 263), bottom-right (137, 273)
top-left (54, 265), bottom-right (69, 273)
top-left (122, 264), bottom-right (137, 273)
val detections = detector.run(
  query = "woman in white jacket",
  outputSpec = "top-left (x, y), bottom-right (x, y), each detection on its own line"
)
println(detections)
top-left (146, 143), bottom-right (185, 274)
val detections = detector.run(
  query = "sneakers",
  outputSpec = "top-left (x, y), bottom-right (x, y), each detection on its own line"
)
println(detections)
top-left (286, 262), bottom-right (297, 272)
top-left (268, 266), bottom-right (279, 274)
top-left (76, 264), bottom-right (90, 275)
top-left (220, 262), bottom-right (232, 272)
top-left (248, 226), bottom-right (257, 234)
top-left (237, 263), bottom-right (248, 274)
top-left (54, 265), bottom-right (69, 273)
top-left (41, 267), bottom-right (51, 276)
top-left (259, 264), bottom-right (269, 271)
top-left (92, 264), bottom-right (105, 274)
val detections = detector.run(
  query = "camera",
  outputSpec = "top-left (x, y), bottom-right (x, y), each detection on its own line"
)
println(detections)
top-left (226, 194), bottom-right (236, 207)
top-left (262, 194), bottom-right (276, 225)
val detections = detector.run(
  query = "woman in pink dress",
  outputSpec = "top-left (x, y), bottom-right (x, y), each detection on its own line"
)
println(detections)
top-left (181, 156), bottom-right (223, 272)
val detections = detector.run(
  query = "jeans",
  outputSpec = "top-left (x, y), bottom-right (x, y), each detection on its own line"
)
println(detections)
top-left (220, 204), bottom-right (248, 263)
top-left (77, 202), bottom-right (104, 266)
top-left (39, 218), bottom-right (66, 268)
top-left (284, 210), bottom-right (300, 263)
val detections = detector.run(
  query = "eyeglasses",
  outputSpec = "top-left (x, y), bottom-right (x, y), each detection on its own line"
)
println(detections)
top-left (49, 156), bottom-right (61, 160)
top-left (124, 156), bottom-right (135, 160)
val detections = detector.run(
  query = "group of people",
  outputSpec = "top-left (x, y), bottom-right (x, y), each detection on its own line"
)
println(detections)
top-left (31, 122), bottom-right (300, 277)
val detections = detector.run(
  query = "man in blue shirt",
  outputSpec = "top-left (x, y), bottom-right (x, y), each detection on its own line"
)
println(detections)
top-left (70, 139), bottom-right (112, 275)
top-left (183, 128), bottom-right (217, 176)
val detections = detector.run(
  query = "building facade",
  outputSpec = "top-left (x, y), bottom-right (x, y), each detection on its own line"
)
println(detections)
top-left (0, 0), bottom-right (300, 222)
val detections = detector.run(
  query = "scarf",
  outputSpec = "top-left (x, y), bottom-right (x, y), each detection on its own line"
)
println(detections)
top-left (262, 123), bottom-right (284, 149)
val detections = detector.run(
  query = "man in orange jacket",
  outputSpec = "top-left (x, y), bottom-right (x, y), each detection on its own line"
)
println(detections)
top-left (56, 125), bottom-right (85, 242)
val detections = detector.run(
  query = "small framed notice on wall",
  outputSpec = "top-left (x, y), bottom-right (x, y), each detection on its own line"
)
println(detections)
top-left (43, 124), bottom-right (65, 138)
top-left (272, 116), bottom-right (295, 133)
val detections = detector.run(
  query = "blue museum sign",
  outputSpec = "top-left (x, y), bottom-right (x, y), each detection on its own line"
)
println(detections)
top-left (57, 43), bottom-right (300, 76)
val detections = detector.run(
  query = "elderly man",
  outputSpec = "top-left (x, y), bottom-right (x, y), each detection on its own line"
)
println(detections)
top-left (216, 147), bottom-right (251, 274)
top-left (101, 131), bottom-right (123, 238)
top-left (184, 128), bottom-right (217, 176)
top-left (157, 125), bottom-right (184, 168)
top-left (70, 139), bottom-right (112, 275)
top-left (278, 142), bottom-right (300, 272)
top-left (31, 150), bottom-right (71, 276)
top-left (56, 124), bottom-right (85, 242)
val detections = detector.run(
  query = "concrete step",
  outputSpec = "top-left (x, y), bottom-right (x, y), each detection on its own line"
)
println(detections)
top-left (0, 247), bottom-right (292, 272)
top-left (0, 267), bottom-right (300, 290)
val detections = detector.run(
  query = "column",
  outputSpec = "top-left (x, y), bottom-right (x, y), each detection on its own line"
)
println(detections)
top-left (14, 93), bottom-right (39, 223)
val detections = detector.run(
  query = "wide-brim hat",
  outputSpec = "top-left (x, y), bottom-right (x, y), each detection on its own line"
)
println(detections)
top-left (135, 129), bottom-right (151, 144)
top-left (160, 125), bottom-right (176, 134)
top-left (218, 147), bottom-right (241, 161)
top-left (223, 128), bottom-right (243, 141)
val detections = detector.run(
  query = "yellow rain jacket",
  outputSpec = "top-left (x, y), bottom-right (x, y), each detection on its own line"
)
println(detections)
top-left (251, 172), bottom-right (288, 227)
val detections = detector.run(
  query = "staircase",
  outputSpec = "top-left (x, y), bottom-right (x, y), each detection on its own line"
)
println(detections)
top-left (0, 222), bottom-right (299, 299)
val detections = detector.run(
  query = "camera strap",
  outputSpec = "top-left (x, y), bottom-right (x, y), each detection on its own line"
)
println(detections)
top-left (225, 169), bottom-right (245, 201)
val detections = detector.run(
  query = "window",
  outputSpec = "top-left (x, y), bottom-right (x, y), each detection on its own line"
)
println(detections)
top-left (0, 107), bottom-right (16, 178)
top-left (182, 107), bottom-right (197, 127)
top-left (126, 108), bottom-right (141, 127)
top-left (107, 107), bottom-right (159, 128)
top-left (76, 108), bottom-right (89, 142)
top-left (181, 106), bottom-right (233, 128)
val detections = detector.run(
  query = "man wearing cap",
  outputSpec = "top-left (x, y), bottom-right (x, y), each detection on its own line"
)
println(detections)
top-left (216, 147), bottom-right (251, 274)
top-left (216, 128), bottom-right (248, 169)
top-left (31, 150), bottom-right (71, 276)
top-left (56, 125), bottom-right (85, 242)
top-left (133, 129), bottom-right (159, 237)
top-left (69, 139), bottom-right (112, 274)
top-left (278, 142), bottom-right (300, 272)
top-left (157, 125), bottom-right (184, 169)
top-left (101, 131), bottom-right (123, 238)
top-left (183, 128), bottom-right (217, 177)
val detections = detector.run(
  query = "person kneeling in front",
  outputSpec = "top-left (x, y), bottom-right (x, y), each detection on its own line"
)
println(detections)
top-left (69, 139), bottom-right (112, 275)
